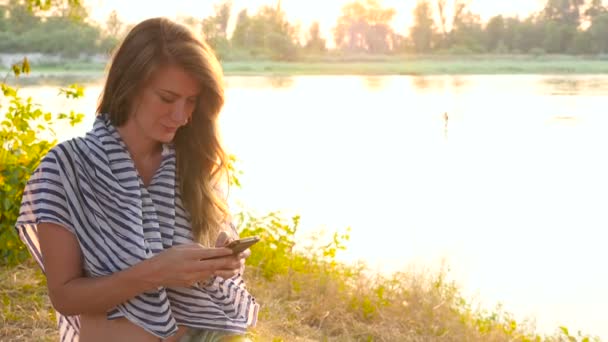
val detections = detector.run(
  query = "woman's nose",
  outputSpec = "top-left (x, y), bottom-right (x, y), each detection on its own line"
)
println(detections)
top-left (170, 100), bottom-right (188, 124)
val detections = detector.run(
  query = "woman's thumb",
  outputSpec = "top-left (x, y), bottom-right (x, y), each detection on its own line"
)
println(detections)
top-left (215, 231), bottom-right (230, 247)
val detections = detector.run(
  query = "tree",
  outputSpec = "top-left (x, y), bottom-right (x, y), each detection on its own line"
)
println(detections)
top-left (3, 0), bottom-right (40, 35)
top-left (333, 0), bottom-right (396, 53)
top-left (231, 9), bottom-right (252, 49)
top-left (230, 6), bottom-right (298, 60)
top-left (542, 0), bottom-right (585, 27)
top-left (589, 12), bottom-right (608, 53)
top-left (410, 0), bottom-right (435, 53)
top-left (105, 10), bottom-right (123, 37)
top-left (485, 15), bottom-right (505, 52)
top-left (539, 0), bottom-right (585, 52)
top-left (450, 7), bottom-right (484, 52)
top-left (202, 0), bottom-right (232, 51)
top-left (513, 17), bottom-right (545, 53)
top-left (434, 0), bottom-right (471, 48)
top-left (543, 20), bottom-right (569, 52)
top-left (436, 0), bottom-right (448, 47)
top-left (584, 0), bottom-right (607, 20)
top-left (304, 22), bottom-right (326, 53)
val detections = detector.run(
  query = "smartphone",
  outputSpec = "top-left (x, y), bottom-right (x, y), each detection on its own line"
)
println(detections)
top-left (225, 236), bottom-right (260, 254)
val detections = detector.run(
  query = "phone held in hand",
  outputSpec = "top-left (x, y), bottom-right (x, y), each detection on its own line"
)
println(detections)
top-left (225, 236), bottom-right (260, 254)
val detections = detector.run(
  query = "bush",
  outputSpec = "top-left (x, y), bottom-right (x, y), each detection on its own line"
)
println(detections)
top-left (0, 65), bottom-right (84, 265)
top-left (529, 47), bottom-right (546, 57)
top-left (447, 44), bottom-right (477, 55)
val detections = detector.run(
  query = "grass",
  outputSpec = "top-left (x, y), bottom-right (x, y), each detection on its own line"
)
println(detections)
top-left (220, 55), bottom-right (608, 76)
top-left (3, 54), bottom-right (608, 77)
top-left (0, 259), bottom-right (57, 342)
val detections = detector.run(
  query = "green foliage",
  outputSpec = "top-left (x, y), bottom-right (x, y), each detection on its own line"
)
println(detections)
top-left (4, 0), bottom-right (608, 61)
top-left (334, 0), bottom-right (396, 53)
top-left (202, 0), bottom-right (232, 59)
top-left (558, 326), bottom-right (601, 342)
top-left (303, 22), bottom-right (326, 54)
top-left (589, 13), bottom-right (608, 54)
top-left (236, 211), bottom-right (299, 279)
top-left (0, 1), bottom-right (109, 57)
top-left (411, 0), bottom-right (435, 53)
top-left (0, 63), bottom-right (84, 265)
top-left (230, 6), bottom-right (299, 61)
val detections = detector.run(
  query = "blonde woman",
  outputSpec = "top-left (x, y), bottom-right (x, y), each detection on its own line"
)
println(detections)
top-left (16, 18), bottom-right (258, 341)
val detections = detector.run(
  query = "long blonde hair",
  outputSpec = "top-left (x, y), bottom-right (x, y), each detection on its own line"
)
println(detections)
top-left (97, 17), bottom-right (230, 246)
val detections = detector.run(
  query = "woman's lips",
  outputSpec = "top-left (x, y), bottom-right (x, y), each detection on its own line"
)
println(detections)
top-left (162, 124), bottom-right (179, 133)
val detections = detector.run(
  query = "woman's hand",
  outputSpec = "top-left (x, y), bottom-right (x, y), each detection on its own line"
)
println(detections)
top-left (145, 243), bottom-right (240, 288)
top-left (213, 231), bottom-right (250, 279)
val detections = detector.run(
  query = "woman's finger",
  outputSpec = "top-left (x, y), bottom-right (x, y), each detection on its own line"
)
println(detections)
top-left (194, 247), bottom-right (233, 260)
top-left (214, 269), bottom-right (240, 279)
top-left (237, 249), bottom-right (251, 259)
top-left (195, 256), bottom-right (241, 271)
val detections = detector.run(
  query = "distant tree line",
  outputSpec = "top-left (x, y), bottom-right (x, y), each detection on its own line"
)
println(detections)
top-left (0, 0), bottom-right (118, 58)
top-left (2, 0), bottom-right (608, 61)
top-left (408, 0), bottom-right (608, 55)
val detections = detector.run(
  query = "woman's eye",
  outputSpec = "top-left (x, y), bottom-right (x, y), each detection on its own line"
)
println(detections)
top-left (160, 96), bottom-right (175, 103)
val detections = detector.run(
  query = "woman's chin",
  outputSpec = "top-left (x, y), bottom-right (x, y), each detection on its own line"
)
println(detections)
top-left (156, 133), bottom-right (176, 144)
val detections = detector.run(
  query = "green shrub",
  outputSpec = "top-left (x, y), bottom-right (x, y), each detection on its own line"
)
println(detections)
top-left (0, 61), bottom-right (84, 265)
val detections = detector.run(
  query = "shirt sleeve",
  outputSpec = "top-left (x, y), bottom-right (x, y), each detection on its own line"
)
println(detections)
top-left (15, 147), bottom-right (75, 270)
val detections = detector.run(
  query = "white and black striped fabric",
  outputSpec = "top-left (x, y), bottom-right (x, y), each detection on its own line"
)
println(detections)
top-left (15, 114), bottom-right (258, 340)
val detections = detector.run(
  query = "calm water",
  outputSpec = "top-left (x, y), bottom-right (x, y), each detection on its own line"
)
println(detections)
top-left (7, 74), bottom-right (608, 338)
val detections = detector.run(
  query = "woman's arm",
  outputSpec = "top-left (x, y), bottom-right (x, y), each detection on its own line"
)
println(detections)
top-left (38, 222), bottom-right (239, 316)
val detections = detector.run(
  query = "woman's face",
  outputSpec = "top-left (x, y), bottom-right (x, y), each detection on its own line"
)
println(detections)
top-left (130, 64), bottom-right (201, 144)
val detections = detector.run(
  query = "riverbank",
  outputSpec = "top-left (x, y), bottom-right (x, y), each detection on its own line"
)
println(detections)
top-left (3, 55), bottom-right (608, 78)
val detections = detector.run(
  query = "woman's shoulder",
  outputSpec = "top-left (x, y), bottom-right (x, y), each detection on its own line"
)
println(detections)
top-left (44, 137), bottom-right (88, 158)
top-left (37, 137), bottom-right (89, 171)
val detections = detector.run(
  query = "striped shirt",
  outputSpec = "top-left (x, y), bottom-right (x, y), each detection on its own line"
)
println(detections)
top-left (15, 114), bottom-right (258, 340)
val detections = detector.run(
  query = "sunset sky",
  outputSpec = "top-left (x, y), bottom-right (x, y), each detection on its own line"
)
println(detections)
top-left (87, 0), bottom-right (546, 38)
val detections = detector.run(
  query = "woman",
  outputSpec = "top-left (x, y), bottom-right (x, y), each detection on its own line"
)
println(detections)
top-left (15, 18), bottom-right (258, 341)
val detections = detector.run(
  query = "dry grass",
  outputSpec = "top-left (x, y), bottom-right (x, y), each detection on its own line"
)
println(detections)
top-left (244, 264), bottom-right (541, 342)
top-left (0, 259), bottom-right (57, 341)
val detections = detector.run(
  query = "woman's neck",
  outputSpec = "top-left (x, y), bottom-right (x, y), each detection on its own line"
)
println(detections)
top-left (116, 119), bottom-right (161, 162)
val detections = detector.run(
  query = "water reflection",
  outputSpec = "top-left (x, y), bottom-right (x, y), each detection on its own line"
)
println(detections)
top-left (541, 76), bottom-right (608, 95)
top-left (411, 76), bottom-right (444, 90)
top-left (450, 76), bottom-right (468, 91)
top-left (224, 75), bottom-right (294, 89)
top-left (543, 78), bottom-right (584, 95)
top-left (362, 76), bottom-right (386, 90)
top-left (267, 76), bottom-right (294, 88)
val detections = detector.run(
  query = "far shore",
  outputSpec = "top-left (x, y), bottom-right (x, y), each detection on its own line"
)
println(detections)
top-left (3, 55), bottom-right (608, 79)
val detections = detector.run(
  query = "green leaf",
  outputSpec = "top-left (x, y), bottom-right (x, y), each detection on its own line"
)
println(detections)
top-left (21, 57), bottom-right (31, 74)
top-left (1, 84), bottom-right (17, 97)
top-left (59, 84), bottom-right (84, 99)
top-left (44, 113), bottom-right (51, 122)
top-left (11, 64), bottom-right (21, 77)
top-left (560, 326), bottom-right (570, 336)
